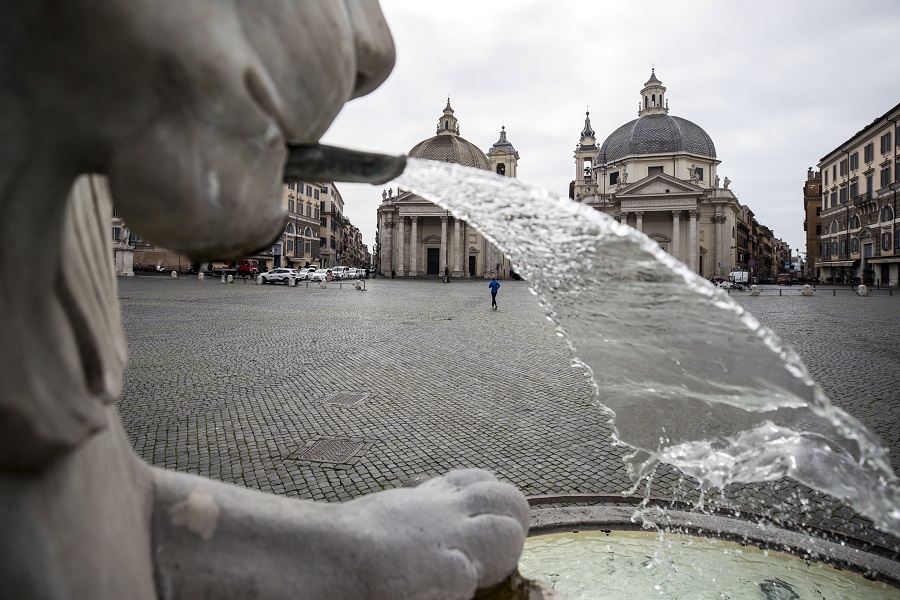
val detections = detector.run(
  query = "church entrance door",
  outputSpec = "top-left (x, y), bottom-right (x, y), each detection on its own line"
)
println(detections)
top-left (426, 248), bottom-right (440, 275)
top-left (468, 256), bottom-right (476, 278)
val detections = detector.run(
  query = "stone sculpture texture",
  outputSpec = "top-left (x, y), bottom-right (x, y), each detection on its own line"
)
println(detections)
top-left (0, 1), bottom-right (529, 598)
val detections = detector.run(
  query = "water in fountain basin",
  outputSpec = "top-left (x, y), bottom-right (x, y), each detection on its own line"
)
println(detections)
top-left (394, 159), bottom-right (899, 539)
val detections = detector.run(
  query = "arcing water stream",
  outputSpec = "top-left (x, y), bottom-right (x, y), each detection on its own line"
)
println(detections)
top-left (394, 159), bottom-right (900, 540)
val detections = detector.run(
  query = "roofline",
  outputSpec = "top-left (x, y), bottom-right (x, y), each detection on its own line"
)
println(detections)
top-left (818, 100), bottom-right (900, 164)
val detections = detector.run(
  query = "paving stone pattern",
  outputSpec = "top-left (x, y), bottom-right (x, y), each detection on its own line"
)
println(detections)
top-left (117, 277), bottom-right (899, 549)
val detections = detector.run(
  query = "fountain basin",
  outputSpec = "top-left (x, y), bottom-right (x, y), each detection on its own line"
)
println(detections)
top-left (521, 500), bottom-right (900, 599)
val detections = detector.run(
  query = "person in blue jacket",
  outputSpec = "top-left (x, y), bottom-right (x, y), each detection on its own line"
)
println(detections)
top-left (488, 277), bottom-right (500, 310)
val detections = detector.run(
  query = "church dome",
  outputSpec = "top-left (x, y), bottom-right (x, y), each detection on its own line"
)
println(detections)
top-left (598, 69), bottom-right (716, 163)
top-left (408, 99), bottom-right (491, 171)
top-left (599, 114), bottom-right (716, 163)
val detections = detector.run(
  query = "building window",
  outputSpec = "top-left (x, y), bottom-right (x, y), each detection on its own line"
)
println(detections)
top-left (895, 228), bottom-right (900, 249)
top-left (609, 171), bottom-right (619, 185)
top-left (288, 199), bottom-right (294, 212)
top-left (864, 142), bottom-right (874, 163)
top-left (648, 166), bottom-right (664, 175)
top-left (321, 217), bottom-right (327, 227)
top-left (287, 239), bottom-right (293, 252)
top-left (286, 223), bottom-right (295, 234)
top-left (321, 186), bottom-right (328, 194)
top-left (866, 173), bottom-right (874, 195)
top-left (881, 132), bottom-right (893, 154)
top-left (850, 152), bottom-right (858, 171)
top-left (314, 190), bottom-right (320, 200)
top-left (496, 163), bottom-right (506, 176)
top-left (881, 166), bottom-right (892, 188)
top-left (112, 226), bottom-right (120, 242)
top-left (882, 232), bottom-right (893, 250)
top-left (839, 159), bottom-right (847, 176)
top-left (824, 170), bottom-right (829, 185)
top-left (840, 239), bottom-right (847, 255)
top-left (306, 242), bottom-right (311, 253)
top-left (881, 205), bottom-right (895, 222)
top-left (830, 220), bottom-right (838, 234)
top-left (849, 181), bottom-right (858, 199)
top-left (851, 237), bottom-right (859, 253)
top-left (315, 207), bottom-right (320, 219)
top-left (832, 164), bottom-right (837, 179)
top-left (850, 214), bottom-right (860, 229)
top-left (839, 186), bottom-right (847, 204)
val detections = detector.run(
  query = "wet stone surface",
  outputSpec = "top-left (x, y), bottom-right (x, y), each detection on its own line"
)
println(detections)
top-left (117, 277), bottom-right (899, 548)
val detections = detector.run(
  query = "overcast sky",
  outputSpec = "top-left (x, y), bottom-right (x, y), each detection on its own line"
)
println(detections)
top-left (321, 0), bottom-right (900, 257)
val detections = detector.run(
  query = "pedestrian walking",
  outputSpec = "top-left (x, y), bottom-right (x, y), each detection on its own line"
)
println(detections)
top-left (488, 277), bottom-right (500, 310)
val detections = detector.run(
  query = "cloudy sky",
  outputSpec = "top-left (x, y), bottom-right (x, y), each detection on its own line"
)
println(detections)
top-left (322, 0), bottom-right (900, 257)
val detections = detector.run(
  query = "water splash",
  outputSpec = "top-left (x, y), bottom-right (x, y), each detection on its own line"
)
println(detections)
top-left (395, 159), bottom-right (900, 537)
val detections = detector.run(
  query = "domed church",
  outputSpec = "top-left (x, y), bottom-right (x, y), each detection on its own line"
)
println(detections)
top-left (376, 100), bottom-right (518, 278)
top-left (571, 70), bottom-right (740, 278)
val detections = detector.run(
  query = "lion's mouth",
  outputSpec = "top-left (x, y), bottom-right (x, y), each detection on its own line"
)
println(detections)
top-left (283, 144), bottom-right (405, 185)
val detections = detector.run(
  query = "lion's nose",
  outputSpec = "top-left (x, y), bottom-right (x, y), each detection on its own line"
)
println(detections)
top-left (346, 0), bottom-right (396, 99)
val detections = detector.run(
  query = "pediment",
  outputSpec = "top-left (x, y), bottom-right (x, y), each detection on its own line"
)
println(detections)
top-left (618, 173), bottom-right (703, 197)
top-left (858, 227), bottom-right (874, 238)
top-left (422, 235), bottom-right (441, 244)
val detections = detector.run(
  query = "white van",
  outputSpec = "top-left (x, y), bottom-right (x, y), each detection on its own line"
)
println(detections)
top-left (331, 266), bottom-right (349, 280)
top-left (729, 271), bottom-right (750, 284)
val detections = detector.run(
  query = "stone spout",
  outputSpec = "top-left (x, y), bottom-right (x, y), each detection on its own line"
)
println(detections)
top-left (285, 144), bottom-right (406, 184)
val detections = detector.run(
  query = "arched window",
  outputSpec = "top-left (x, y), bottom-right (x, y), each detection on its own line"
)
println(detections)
top-left (881, 205), bottom-right (895, 222)
top-left (286, 223), bottom-right (295, 234)
top-left (496, 163), bottom-right (505, 176)
top-left (651, 94), bottom-right (656, 106)
top-left (305, 227), bottom-right (312, 237)
top-left (830, 220), bottom-right (838, 234)
top-left (644, 96), bottom-right (649, 109)
top-left (850, 214), bottom-right (860, 229)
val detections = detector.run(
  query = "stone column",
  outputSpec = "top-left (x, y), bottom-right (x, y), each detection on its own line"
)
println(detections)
top-left (713, 214), bottom-right (725, 276)
top-left (620, 211), bottom-right (629, 226)
top-left (671, 210), bottom-right (681, 262)
top-left (439, 215), bottom-right (448, 275)
top-left (396, 216), bottom-right (406, 276)
top-left (688, 209), bottom-right (699, 272)
top-left (453, 218), bottom-right (462, 277)
top-left (383, 219), bottom-right (394, 276)
top-left (634, 211), bottom-right (644, 233)
top-left (409, 216), bottom-right (418, 277)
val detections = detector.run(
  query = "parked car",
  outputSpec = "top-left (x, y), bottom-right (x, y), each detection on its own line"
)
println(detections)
top-left (296, 268), bottom-right (313, 280)
top-left (259, 268), bottom-right (297, 284)
top-left (716, 281), bottom-right (739, 290)
top-left (331, 266), bottom-right (349, 280)
top-left (776, 273), bottom-right (794, 285)
top-left (309, 269), bottom-right (333, 282)
top-left (346, 267), bottom-right (359, 279)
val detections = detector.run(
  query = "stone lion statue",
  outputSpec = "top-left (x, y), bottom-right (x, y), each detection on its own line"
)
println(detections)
top-left (0, 1), bottom-right (529, 598)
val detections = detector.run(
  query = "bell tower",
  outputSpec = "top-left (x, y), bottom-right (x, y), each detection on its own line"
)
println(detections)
top-left (487, 126), bottom-right (519, 178)
top-left (639, 68), bottom-right (668, 117)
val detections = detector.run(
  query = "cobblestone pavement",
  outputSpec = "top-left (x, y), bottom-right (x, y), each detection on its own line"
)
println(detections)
top-left (116, 276), bottom-right (900, 550)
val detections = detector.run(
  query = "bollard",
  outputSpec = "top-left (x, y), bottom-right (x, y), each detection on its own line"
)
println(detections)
top-left (857, 284), bottom-right (868, 297)
top-left (198, 272), bottom-right (204, 281)
top-left (171, 270), bottom-right (178, 279)
top-left (227, 274), bottom-right (234, 284)
top-left (749, 284), bottom-right (760, 296)
top-left (354, 281), bottom-right (362, 290)
top-left (256, 275), bottom-right (263, 285)
top-left (221, 274), bottom-right (227, 284)
top-left (801, 284), bottom-right (813, 296)
top-left (319, 280), bottom-right (327, 289)
top-left (289, 278), bottom-right (296, 287)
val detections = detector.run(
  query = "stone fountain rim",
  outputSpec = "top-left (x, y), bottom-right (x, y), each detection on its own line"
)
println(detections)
top-left (526, 495), bottom-right (900, 588)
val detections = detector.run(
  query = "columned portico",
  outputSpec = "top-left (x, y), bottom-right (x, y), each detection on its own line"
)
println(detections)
top-left (634, 211), bottom-right (644, 233)
top-left (409, 216), bottom-right (419, 276)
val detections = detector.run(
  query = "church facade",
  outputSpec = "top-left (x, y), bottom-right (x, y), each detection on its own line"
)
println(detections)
top-left (572, 70), bottom-right (741, 279)
top-left (376, 101), bottom-right (518, 279)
